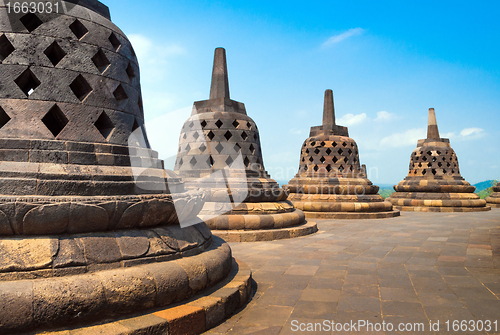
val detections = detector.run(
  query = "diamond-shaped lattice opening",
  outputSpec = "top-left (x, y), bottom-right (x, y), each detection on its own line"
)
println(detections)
top-left (69, 19), bottom-right (88, 40)
top-left (309, 157), bottom-right (314, 162)
top-left (215, 143), bottom-right (224, 153)
top-left (15, 68), bottom-right (40, 97)
top-left (207, 156), bottom-right (215, 167)
top-left (304, 166), bottom-right (308, 171)
top-left (199, 143), bottom-right (207, 152)
top-left (94, 112), bottom-right (115, 140)
top-left (342, 142), bottom-right (347, 147)
top-left (320, 156), bottom-right (326, 163)
top-left (200, 120), bottom-right (207, 128)
top-left (418, 163), bottom-right (422, 168)
top-left (188, 121), bottom-right (194, 129)
top-left (314, 148), bottom-right (320, 154)
top-left (0, 106), bottom-right (11, 129)
top-left (254, 133), bottom-right (258, 140)
top-left (241, 131), bottom-right (248, 140)
top-left (182, 133), bottom-right (187, 139)
top-left (190, 157), bottom-right (197, 167)
top-left (109, 32), bottom-right (121, 51)
top-left (224, 131), bottom-right (232, 140)
top-left (42, 104), bottom-right (68, 137)
top-left (246, 121), bottom-right (252, 129)
top-left (339, 165), bottom-right (344, 172)
top-left (432, 169), bottom-right (437, 175)
top-left (332, 141), bottom-right (337, 147)
top-left (244, 157), bottom-right (250, 167)
top-left (313, 165), bottom-right (319, 172)
top-left (332, 156), bottom-right (338, 163)
top-left (226, 156), bottom-right (234, 166)
top-left (326, 165), bottom-right (332, 172)
top-left (422, 156), bottom-right (427, 162)
top-left (233, 143), bottom-right (241, 152)
top-left (207, 131), bottom-right (215, 140)
top-left (344, 157), bottom-right (349, 163)
top-left (70, 75), bottom-right (92, 101)
top-left (325, 148), bottom-right (332, 155)
top-left (422, 169), bottom-right (427, 175)
top-left (353, 157), bottom-right (358, 163)
top-left (348, 149), bottom-right (353, 155)
top-left (20, 13), bottom-right (43, 32)
top-left (249, 144), bottom-right (255, 154)
top-left (126, 62), bottom-right (135, 80)
top-left (432, 157), bottom-right (437, 162)
top-left (44, 41), bottom-right (66, 66)
top-left (113, 84), bottom-right (128, 101)
top-left (185, 144), bottom-right (191, 152)
top-left (0, 34), bottom-right (15, 62)
top-left (320, 141), bottom-right (326, 146)
top-left (193, 132), bottom-right (200, 140)
top-left (92, 49), bottom-right (111, 73)
top-left (301, 157), bottom-right (305, 162)
top-left (215, 120), bottom-right (223, 128)
top-left (232, 120), bottom-right (239, 128)
top-left (337, 148), bottom-right (343, 155)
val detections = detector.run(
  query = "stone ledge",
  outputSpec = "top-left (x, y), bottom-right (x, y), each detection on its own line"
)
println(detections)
top-left (212, 221), bottom-right (318, 242)
top-left (303, 210), bottom-right (400, 219)
top-left (394, 206), bottom-right (492, 212)
top-left (41, 258), bottom-right (252, 335)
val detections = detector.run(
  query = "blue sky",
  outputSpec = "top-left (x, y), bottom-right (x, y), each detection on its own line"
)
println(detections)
top-left (105, 0), bottom-right (500, 184)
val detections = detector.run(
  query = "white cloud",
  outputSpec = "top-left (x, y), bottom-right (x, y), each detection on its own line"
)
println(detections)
top-left (380, 128), bottom-right (426, 148)
top-left (128, 34), bottom-right (186, 84)
top-left (460, 127), bottom-right (485, 138)
top-left (338, 113), bottom-right (367, 126)
top-left (375, 111), bottom-right (395, 122)
top-left (322, 28), bottom-right (365, 47)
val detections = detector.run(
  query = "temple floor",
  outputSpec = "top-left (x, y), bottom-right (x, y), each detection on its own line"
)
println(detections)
top-left (207, 209), bottom-right (500, 334)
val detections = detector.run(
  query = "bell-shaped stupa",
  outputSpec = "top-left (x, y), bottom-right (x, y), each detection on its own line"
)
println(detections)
top-left (175, 48), bottom-right (317, 241)
top-left (388, 108), bottom-right (490, 212)
top-left (486, 183), bottom-right (500, 208)
top-left (285, 90), bottom-right (399, 219)
top-left (0, 2), bottom-right (250, 333)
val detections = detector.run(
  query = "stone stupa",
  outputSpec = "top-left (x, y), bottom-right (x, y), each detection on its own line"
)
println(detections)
top-left (388, 108), bottom-right (490, 212)
top-left (175, 48), bottom-right (317, 241)
top-left (486, 183), bottom-right (500, 208)
top-left (0, 2), bottom-right (250, 334)
top-left (285, 90), bottom-right (399, 219)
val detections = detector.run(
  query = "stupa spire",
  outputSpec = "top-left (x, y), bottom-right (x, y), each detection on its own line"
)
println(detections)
top-left (322, 89), bottom-right (335, 130)
top-left (209, 47), bottom-right (230, 99)
top-left (427, 108), bottom-right (441, 139)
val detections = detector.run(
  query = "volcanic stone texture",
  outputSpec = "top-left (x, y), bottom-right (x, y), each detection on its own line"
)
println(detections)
top-left (486, 182), bottom-right (500, 208)
top-left (0, 2), bottom-right (250, 333)
top-left (388, 108), bottom-right (490, 212)
top-left (175, 48), bottom-right (317, 241)
top-left (285, 90), bottom-right (399, 219)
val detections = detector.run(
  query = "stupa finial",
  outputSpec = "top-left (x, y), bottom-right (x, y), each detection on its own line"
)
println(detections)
top-left (209, 47), bottom-right (230, 100)
top-left (323, 89), bottom-right (335, 130)
top-left (427, 108), bottom-right (440, 139)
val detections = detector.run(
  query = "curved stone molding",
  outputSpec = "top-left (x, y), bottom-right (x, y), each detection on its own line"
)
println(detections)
top-left (388, 109), bottom-right (490, 212)
top-left (174, 48), bottom-right (316, 240)
top-left (285, 90), bottom-right (399, 219)
top-left (0, 236), bottom-right (232, 333)
top-left (486, 183), bottom-right (500, 208)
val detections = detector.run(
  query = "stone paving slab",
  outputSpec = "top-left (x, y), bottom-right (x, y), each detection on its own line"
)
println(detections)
top-left (206, 209), bottom-right (500, 334)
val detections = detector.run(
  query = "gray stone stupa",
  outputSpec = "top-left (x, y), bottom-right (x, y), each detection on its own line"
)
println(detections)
top-left (0, 2), bottom-right (250, 333)
top-left (175, 48), bottom-right (317, 241)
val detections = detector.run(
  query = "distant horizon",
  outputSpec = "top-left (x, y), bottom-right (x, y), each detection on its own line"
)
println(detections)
top-left (104, 0), bottom-right (500, 184)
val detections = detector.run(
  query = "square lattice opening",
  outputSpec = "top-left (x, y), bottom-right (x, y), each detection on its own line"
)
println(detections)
top-left (42, 105), bottom-right (68, 137)
top-left (91, 49), bottom-right (110, 73)
top-left (44, 41), bottom-right (66, 66)
top-left (70, 75), bottom-right (92, 101)
top-left (0, 34), bottom-right (15, 62)
top-left (15, 68), bottom-right (41, 97)
top-left (94, 112), bottom-right (115, 140)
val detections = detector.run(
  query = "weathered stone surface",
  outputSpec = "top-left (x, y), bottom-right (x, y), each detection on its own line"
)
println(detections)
top-left (285, 90), bottom-right (399, 219)
top-left (174, 48), bottom-right (314, 240)
top-left (388, 109), bottom-right (490, 212)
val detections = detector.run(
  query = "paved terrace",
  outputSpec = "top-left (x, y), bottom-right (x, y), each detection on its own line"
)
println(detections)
top-left (207, 209), bottom-right (500, 335)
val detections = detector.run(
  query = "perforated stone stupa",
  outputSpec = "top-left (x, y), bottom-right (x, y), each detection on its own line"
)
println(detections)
top-left (388, 108), bottom-right (490, 212)
top-left (285, 90), bottom-right (399, 219)
top-left (175, 48), bottom-right (317, 241)
top-left (0, 2), bottom-right (250, 334)
top-left (486, 182), bottom-right (500, 208)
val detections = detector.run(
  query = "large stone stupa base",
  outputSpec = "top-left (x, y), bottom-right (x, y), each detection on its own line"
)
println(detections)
top-left (486, 184), bottom-right (500, 208)
top-left (201, 201), bottom-right (318, 242)
top-left (287, 179), bottom-right (400, 219)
